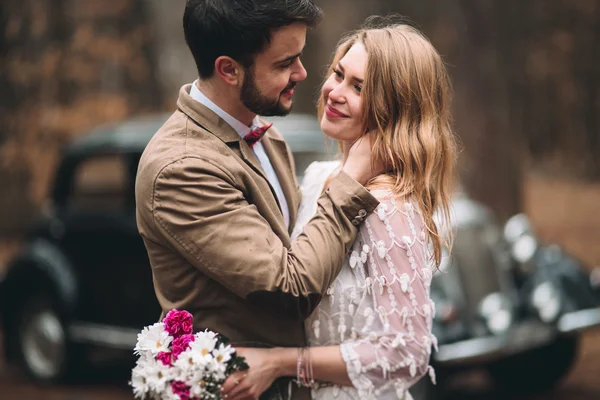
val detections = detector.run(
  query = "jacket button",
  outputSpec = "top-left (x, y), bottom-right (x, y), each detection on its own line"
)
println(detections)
top-left (358, 209), bottom-right (367, 217)
top-left (352, 219), bottom-right (360, 226)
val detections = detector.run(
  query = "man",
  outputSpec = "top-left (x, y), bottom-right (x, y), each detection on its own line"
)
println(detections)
top-left (135, 1), bottom-right (379, 398)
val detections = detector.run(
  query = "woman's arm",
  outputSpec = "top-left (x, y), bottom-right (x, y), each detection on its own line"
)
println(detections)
top-left (274, 345), bottom-right (352, 386)
top-left (222, 199), bottom-right (436, 399)
top-left (220, 345), bottom-right (351, 400)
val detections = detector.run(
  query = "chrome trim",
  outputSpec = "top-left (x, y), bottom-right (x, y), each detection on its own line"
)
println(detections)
top-left (558, 308), bottom-right (600, 333)
top-left (69, 322), bottom-right (138, 350)
top-left (590, 267), bottom-right (600, 289)
top-left (23, 309), bottom-right (66, 379)
top-left (435, 320), bottom-right (555, 366)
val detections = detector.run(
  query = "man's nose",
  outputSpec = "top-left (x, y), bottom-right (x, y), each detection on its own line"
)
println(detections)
top-left (293, 59), bottom-right (308, 81)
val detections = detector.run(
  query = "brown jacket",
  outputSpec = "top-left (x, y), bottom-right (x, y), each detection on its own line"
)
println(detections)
top-left (135, 84), bottom-right (378, 398)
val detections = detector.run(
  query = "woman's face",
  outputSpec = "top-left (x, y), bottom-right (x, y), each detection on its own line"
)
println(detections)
top-left (320, 43), bottom-right (367, 143)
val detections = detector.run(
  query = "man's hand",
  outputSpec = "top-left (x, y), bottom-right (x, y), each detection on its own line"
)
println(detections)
top-left (342, 132), bottom-right (384, 185)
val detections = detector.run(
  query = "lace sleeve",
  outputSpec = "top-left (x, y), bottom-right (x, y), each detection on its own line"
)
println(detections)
top-left (339, 197), bottom-right (436, 398)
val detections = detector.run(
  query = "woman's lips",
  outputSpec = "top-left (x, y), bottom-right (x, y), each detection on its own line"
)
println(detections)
top-left (325, 105), bottom-right (348, 118)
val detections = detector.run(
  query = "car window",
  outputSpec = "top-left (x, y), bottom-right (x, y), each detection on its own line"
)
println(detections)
top-left (68, 154), bottom-right (128, 212)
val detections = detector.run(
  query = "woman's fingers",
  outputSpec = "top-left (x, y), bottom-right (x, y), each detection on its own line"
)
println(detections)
top-left (225, 373), bottom-right (251, 399)
top-left (221, 371), bottom-right (247, 397)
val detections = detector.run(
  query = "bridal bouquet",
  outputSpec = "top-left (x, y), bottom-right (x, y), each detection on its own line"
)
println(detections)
top-left (130, 309), bottom-right (248, 400)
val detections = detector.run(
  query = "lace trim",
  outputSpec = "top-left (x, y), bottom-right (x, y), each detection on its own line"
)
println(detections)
top-left (340, 342), bottom-right (377, 399)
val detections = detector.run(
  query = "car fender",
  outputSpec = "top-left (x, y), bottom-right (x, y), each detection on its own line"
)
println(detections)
top-left (2, 238), bottom-right (78, 315)
top-left (535, 246), bottom-right (600, 311)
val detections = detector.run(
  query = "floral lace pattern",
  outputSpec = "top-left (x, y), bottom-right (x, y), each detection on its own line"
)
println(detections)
top-left (294, 162), bottom-right (437, 400)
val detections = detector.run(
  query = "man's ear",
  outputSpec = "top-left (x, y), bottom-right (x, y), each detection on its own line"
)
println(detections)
top-left (214, 56), bottom-right (243, 86)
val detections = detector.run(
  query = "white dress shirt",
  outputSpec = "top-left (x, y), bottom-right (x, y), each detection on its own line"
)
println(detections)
top-left (189, 81), bottom-right (290, 228)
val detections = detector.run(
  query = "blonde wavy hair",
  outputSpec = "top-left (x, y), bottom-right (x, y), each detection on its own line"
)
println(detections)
top-left (318, 18), bottom-right (457, 266)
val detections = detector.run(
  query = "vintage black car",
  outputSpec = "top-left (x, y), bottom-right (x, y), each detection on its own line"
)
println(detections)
top-left (1, 114), bottom-right (599, 396)
top-left (412, 192), bottom-right (600, 398)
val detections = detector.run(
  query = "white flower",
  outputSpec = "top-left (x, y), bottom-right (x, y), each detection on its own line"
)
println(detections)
top-left (137, 350), bottom-right (155, 364)
top-left (145, 357), bottom-right (175, 394)
top-left (189, 370), bottom-right (210, 398)
top-left (134, 353), bottom-right (153, 370)
top-left (130, 363), bottom-right (151, 399)
top-left (212, 343), bottom-right (234, 366)
top-left (190, 331), bottom-right (218, 359)
top-left (134, 322), bottom-right (173, 355)
top-left (207, 357), bottom-right (227, 381)
top-left (173, 347), bottom-right (206, 375)
top-left (163, 388), bottom-right (184, 400)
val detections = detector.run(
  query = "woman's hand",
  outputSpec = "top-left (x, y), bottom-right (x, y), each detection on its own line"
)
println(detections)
top-left (221, 348), bottom-right (282, 400)
top-left (342, 132), bottom-right (385, 185)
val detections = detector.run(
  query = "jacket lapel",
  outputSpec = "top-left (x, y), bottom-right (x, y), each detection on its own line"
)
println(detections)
top-left (176, 84), bottom-right (271, 182)
top-left (176, 84), bottom-right (286, 228)
top-left (261, 134), bottom-right (299, 232)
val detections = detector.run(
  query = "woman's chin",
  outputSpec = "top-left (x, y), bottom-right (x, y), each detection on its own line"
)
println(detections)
top-left (320, 120), bottom-right (342, 140)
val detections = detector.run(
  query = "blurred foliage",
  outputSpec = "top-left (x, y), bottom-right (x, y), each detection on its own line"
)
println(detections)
top-left (0, 0), bottom-right (161, 235)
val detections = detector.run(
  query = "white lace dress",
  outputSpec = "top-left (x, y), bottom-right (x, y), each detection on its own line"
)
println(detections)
top-left (291, 161), bottom-right (437, 400)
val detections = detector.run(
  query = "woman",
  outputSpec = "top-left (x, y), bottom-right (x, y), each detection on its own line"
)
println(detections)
top-left (222, 18), bottom-right (457, 400)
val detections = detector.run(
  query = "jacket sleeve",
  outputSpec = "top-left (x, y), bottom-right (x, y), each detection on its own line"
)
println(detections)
top-left (149, 155), bottom-right (379, 320)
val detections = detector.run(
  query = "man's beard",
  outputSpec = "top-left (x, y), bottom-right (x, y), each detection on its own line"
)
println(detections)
top-left (240, 67), bottom-right (295, 116)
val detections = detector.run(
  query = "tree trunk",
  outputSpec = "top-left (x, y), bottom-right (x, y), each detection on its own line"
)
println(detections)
top-left (0, 0), bottom-right (162, 236)
top-left (519, 0), bottom-right (600, 180)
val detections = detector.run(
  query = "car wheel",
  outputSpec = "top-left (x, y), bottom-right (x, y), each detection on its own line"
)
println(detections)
top-left (486, 335), bottom-right (579, 394)
top-left (14, 295), bottom-right (74, 383)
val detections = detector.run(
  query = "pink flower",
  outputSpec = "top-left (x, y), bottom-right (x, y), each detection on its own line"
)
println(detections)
top-left (171, 380), bottom-right (191, 400)
top-left (156, 351), bottom-right (172, 366)
top-left (171, 334), bottom-right (195, 360)
top-left (164, 309), bottom-right (194, 337)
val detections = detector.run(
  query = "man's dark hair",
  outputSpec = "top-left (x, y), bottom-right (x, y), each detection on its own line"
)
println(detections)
top-left (183, 0), bottom-right (322, 78)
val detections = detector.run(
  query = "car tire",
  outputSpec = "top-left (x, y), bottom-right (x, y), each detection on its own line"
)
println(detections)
top-left (12, 295), bottom-right (77, 384)
top-left (486, 334), bottom-right (579, 394)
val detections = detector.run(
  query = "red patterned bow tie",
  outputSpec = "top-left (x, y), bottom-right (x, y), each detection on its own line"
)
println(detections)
top-left (243, 123), bottom-right (272, 148)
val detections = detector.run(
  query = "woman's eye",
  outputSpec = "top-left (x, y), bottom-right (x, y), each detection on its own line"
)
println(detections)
top-left (354, 84), bottom-right (362, 93)
top-left (333, 69), bottom-right (343, 78)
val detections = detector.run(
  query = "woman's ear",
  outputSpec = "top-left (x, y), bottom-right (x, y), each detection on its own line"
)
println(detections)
top-left (214, 56), bottom-right (242, 86)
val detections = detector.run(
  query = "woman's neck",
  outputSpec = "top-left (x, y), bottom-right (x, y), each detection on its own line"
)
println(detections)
top-left (341, 141), bottom-right (352, 164)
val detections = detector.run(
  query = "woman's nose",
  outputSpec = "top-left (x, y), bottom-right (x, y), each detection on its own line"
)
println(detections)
top-left (328, 83), bottom-right (346, 103)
